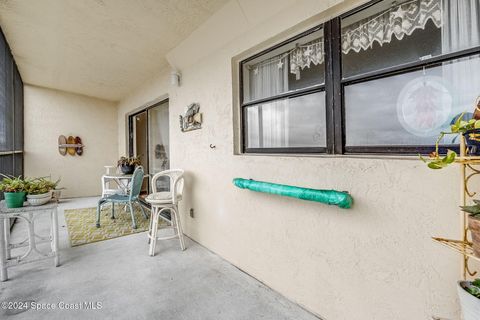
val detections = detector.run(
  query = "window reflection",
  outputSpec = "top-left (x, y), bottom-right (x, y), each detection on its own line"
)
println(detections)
top-left (345, 55), bottom-right (480, 146)
top-left (245, 92), bottom-right (326, 148)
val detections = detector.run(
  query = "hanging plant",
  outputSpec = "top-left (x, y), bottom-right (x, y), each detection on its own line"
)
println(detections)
top-left (420, 113), bottom-right (480, 169)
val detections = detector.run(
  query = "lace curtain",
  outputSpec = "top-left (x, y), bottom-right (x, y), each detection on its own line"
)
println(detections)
top-left (251, 0), bottom-right (443, 79)
top-left (289, 39), bottom-right (324, 80)
top-left (341, 0), bottom-right (442, 54)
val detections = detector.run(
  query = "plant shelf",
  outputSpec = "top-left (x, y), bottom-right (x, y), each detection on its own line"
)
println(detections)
top-left (432, 237), bottom-right (480, 263)
top-left (455, 156), bottom-right (480, 164)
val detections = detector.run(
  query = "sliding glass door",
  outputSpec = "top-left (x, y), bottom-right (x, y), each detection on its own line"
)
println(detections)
top-left (128, 100), bottom-right (169, 196)
top-left (148, 102), bottom-right (170, 174)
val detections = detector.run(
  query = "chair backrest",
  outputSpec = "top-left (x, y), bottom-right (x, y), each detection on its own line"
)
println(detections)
top-left (151, 169), bottom-right (184, 204)
top-left (129, 166), bottom-right (145, 200)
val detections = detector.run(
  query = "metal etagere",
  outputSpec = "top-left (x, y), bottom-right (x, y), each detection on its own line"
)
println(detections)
top-left (432, 138), bottom-right (480, 279)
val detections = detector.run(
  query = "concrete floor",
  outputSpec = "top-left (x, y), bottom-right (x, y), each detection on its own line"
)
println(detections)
top-left (0, 197), bottom-right (319, 320)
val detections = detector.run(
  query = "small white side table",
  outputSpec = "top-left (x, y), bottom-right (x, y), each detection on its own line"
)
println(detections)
top-left (0, 201), bottom-right (59, 281)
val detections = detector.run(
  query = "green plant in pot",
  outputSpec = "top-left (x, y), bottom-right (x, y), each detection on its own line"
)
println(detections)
top-left (117, 156), bottom-right (141, 174)
top-left (25, 177), bottom-right (59, 206)
top-left (420, 112), bottom-right (480, 169)
top-left (458, 278), bottom-right (480, 320)
top-left (460, 201), bottom-right (480, 258)
top-left (0, 174), bottom-right (27, 208)
top-left (459, 201), bottom-right (480, 319)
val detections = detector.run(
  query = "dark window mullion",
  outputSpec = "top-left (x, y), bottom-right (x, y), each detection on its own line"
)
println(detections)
top-left (345, 145), bottom-right (459, 155)
top-left (241, 84), bottom-right (325, 108)
top-left (325, 18), bottom-right (343, 154)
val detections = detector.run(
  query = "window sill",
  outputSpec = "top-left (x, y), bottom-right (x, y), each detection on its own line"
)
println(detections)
top-left (235, 152), bottom-right (422, 161)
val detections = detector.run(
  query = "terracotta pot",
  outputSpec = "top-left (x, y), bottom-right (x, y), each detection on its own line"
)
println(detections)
top-left (468, 215), bottom-right (480, 257)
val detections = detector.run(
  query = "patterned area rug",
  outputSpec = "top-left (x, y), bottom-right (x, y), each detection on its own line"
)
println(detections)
top-left (64, 206), bottom-right (152, 247)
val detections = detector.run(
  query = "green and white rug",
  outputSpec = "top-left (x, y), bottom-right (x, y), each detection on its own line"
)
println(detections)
top-left (64, 206), bottom-right (151, 247)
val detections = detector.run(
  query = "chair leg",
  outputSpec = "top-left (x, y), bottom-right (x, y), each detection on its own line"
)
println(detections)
top-left (171, 208), bottom-right (178, 235)
top-left (111, 203), bottom-right (115, 219)
top-left (148, 206), bottom-right (154, 244)
top-left (149, 208), bottom-right (158, 256)
top-left (129, 202), bottom-right (137, 229)
top-left (138, 201), bottom-right (148, 219)
top-left (172, 205), bottom-right (186, 251)
top-left (96, 202), bottom-right (101, 227)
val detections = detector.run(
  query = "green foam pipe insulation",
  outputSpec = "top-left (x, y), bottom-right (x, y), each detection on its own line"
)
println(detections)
top-left (233, 178), bottom-right (353, 209)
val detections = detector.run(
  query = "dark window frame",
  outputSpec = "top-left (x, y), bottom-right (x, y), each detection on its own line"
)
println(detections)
top-left (240, 25), bottom-right (328, 154)
top-left (239, 0), bottom-right (480, 155)
top-left (0, 27), bottom-right (23, 199)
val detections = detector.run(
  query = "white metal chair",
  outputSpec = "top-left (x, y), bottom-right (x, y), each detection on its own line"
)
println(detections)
top-left (146, 169), bottom-right (185, 256)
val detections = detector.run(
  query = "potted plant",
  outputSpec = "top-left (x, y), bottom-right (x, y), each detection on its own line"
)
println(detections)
top-left (420, 112), bottom-right (480, 169)
top-left (0, 174), bottom-right (27, 208)
top-left (25, 177), bottom-right (59, 206)
top-left (117, 156), bottom-right (141, 174)
top-left (460, 201), bottom-right (480, 258)
top-left (458, 278), bottom-right (480, 320)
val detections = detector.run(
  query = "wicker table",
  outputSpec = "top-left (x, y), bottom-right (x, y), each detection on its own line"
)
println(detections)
top-left (0, 201), bottom-right (59, 281)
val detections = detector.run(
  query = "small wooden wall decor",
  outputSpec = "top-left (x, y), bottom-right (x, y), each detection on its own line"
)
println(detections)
top-left (58, 135), bottom-right (84, 156)
top-left (180, 103), bottom-right (202, 132)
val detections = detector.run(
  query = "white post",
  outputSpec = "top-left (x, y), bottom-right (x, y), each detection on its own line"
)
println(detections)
top-left (0, 217), bottom-right (8, 281)
top-left (52, 208), bottom-right (59, 267)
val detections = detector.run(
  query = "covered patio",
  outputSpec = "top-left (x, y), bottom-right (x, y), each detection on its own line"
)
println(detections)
top-left (2, 197), bottom-right (317, 320)
top-left (0, 0), bottom-right (479, 319)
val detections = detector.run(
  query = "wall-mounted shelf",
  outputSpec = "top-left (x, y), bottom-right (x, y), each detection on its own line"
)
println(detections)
top-left (58, 135), bottom-right (83, 156)
top-left (455, 156), bottom-right (480, 164)
top-left (58, 144), bottom-right (84, 148)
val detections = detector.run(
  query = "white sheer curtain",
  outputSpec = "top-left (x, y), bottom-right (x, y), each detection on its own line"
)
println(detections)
top-left (248, 55), bottom-right (289, 148)
top-left (441, 0), bottom-right (480, 52)
top-left (441, 0), bottom-right (480, 112)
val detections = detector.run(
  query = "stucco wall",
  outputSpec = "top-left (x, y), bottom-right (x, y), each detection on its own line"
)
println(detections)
top-left (25, 85), bottom-right (118, 198)
top-left (116, 0), bottom-right (465, 319)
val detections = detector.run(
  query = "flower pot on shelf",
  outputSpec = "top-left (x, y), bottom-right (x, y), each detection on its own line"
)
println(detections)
top-left (4, 191), bottom-right (26, 208)
top-left (458, 281), bottom-right (480, 320)
top-left (469, 215), bottom-right (480, 257)
top-left (464, 129), bottom-right (480, 156)
top-left (27, 192), bottom-right (52, 206)
top-left (120, 164), bottom-right (135, 174)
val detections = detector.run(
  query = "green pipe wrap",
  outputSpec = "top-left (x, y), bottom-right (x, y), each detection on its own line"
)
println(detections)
top-left (233, 178), bottom-right (353, 209)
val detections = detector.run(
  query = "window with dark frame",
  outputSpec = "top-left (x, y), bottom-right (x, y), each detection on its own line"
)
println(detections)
top-left (241, 27), bottom-right (326, 153)
top-left (239, 0), bottom-right (480, 155)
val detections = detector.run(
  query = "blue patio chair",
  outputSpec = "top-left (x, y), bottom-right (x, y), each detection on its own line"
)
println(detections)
top-left (96, 166), bottom-right (148, 229)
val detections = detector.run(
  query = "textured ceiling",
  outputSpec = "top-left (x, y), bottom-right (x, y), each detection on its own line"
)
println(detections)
top-left (0, 0), bottom-right (228, 101)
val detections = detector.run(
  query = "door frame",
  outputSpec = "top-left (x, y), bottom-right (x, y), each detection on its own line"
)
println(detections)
top-left (124, 94), bottom-right (169, 158)
top-left (125, 96), bottom-right (169, 195)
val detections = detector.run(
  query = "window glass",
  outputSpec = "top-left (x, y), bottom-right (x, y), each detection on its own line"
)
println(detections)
top-left (345, 54), bottom-right (480, 146)
top-left (342, 0), bottom-right (480, 78)
top-left (242, 29), bottom-right (324, 102)
top-left (244, 92), bottom-right (326, 149)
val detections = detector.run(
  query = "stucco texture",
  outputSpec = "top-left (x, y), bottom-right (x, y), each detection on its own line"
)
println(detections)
top-left (116, 0), bottom-right (468, 319)
top-left (24, 85), bottom-right (118, 198)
